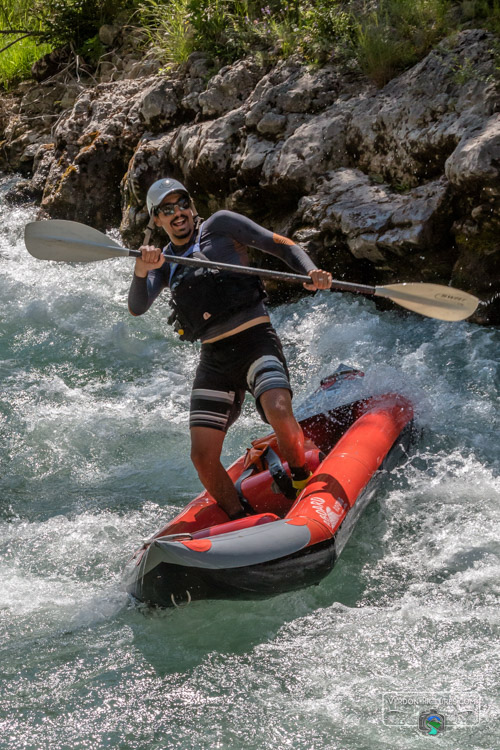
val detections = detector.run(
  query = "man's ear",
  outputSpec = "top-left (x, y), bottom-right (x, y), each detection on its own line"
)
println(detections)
top-left (153, 213), bottom-right (162, 227)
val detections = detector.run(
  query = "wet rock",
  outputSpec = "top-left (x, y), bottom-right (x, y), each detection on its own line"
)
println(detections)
top-left (450, 178), bottom-right (500, 324)
top-left (256, 112), bottom-right (287, 137)
top-left (346, 30), bottom-right (499, 187)
top-left (445, 115), bottom-right (500, 189)
top-left (169, 108), bottom-right (246, 193)
top-left (139, 78), bottom-right (181, 128)
top-left (20, 80), bottom-right (81, 120)
top-left (39, 78), bottom-right (150, 227)
top-left (452, 222), bottom-right (500, 325)
top-left (261, 107), bottom-right (351, 193)
top-left (237, 135), bottom-right (276, 181)
top-left (298, 169), bottom-right (453, 278)
top-left (198, 59), bottom-right (265, 117)
top-left (99, 24), bottom-right (121, 47)
top-left (1, 27), bottom-right (499, 322)
top-left (5, 143), bottom-right (55, 202)
top-left (31, 46), bottom-right (72, 82)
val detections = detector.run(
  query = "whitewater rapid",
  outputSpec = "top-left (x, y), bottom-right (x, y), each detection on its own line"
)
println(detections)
top-left (0, 175), bottom-right (498, 749)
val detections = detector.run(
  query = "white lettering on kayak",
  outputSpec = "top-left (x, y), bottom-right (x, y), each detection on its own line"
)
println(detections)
top-left (308, 495), bottom-right (344, 532)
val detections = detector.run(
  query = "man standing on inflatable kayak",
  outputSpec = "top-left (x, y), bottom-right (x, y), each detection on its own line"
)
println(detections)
top-left (128, 178), bottom-right (332, 520)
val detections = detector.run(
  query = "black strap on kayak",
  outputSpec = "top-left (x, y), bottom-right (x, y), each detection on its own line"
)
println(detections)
top-left (234, 446), bottom-right (296, 503)
top-left (234, 466), bottom-right (257, 513)
top-left (263, 447), bottom-right (296, 500)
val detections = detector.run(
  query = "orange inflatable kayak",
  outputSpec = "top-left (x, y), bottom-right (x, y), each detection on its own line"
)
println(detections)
top-left (124, 366), bottom-right (415, 608)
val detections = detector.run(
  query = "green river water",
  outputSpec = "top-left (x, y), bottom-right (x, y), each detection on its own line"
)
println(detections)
top-left (0, 175), bottom-right (498, 749)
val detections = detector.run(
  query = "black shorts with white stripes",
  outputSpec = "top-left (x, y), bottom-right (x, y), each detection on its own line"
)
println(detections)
top-left (189, 323), bottom-right (292, 432)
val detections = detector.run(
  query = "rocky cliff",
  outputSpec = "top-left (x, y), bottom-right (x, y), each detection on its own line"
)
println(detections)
top-left (1, 28), bottom-right (499, 324)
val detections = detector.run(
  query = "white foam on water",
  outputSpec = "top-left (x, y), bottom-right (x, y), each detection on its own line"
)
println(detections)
top-left (1, 178), bottom-right (498, 749)
top-left (0, 503), bottom-right (169, 644)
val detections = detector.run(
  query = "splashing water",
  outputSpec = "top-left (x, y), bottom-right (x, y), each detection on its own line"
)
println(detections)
top-left (0, 176), bottom-right (498, 749)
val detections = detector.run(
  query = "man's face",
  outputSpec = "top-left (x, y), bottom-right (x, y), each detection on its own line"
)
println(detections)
top-left (154, 192), bottom-right (194, 245)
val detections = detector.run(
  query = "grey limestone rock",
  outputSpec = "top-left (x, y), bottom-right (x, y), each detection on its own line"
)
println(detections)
top-left (1, 27), bottom-right (498, 322)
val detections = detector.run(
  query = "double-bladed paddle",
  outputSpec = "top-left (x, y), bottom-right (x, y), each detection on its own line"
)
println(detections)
top-left (24, 219), bottom-right (480, 322)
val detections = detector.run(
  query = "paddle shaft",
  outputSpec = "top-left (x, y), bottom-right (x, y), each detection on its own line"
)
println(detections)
top-left (152, 251), bottom-right (376, 295)
top-left (37, 232), bottom-right (374, 292)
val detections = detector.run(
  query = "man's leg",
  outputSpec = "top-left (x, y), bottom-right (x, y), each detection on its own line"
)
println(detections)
top-left (190, 426), bottom-right (244, 518)
top-left (246, 342), bottom-right (311, 491)
top-left (259, 388), bottom-right (306, 469)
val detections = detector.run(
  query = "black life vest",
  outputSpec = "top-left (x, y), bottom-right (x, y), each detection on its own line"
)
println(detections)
top-left (167, 253), bottom-right (268, 342)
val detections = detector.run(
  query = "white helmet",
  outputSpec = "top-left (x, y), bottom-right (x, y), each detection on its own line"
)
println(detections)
top-left (146, 178), bottom-right (190, 216)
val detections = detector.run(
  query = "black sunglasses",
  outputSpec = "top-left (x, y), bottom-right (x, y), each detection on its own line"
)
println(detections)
top-left (156, 196), bottom-right (190, 216)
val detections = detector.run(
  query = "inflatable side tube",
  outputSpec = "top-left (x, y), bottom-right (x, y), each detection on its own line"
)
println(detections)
top-left (138, 519), bottom-right (313, 576)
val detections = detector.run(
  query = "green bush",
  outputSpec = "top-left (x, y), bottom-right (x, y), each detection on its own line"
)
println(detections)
top-left (34, 0), bottom-right (139, 48)
top-left (139, 0), bottom-right (251, 66)
top-left (0, 0), bottom-right (50, 87)
top-left (355, 0), bottom-right (451, 86)
top-left (1, 0), bottom-right (499, 89)
top-left (139, 0), bottom-right (355, 66)
top-left (456, 0), bottom-right (500, 33)
top-left (36, 0), bottom-right (103, 48)
top-left (0, 0), bottom-right (141, 86)
top-left (0, 35), bottom-right (52, 88)
top-left (139, 0), bottom-right (500, 83)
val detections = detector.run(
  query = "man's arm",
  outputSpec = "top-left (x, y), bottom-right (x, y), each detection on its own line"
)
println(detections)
top-left (128, 246), bottom-right (168, 315)
top-left (206, 210), bottom-right (332, 290)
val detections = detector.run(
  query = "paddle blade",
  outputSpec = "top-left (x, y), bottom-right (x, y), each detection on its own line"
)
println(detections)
top-left (375, 283), bottom-right (479, 321)
top-left (24, 219), bottom-right (129, 262)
